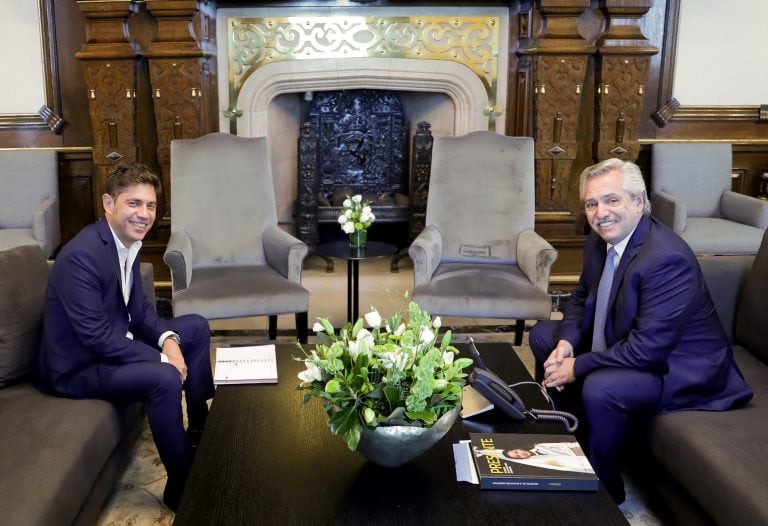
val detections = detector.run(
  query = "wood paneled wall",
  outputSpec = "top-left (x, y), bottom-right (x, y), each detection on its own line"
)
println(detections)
top-left (2, 0), bottom-right (766, 286)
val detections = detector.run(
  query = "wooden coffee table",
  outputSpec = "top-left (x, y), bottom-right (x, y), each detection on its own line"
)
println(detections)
top-left (174, 343), bottom-right (628, 525)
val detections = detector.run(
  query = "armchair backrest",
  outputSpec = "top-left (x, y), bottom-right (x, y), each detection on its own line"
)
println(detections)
top-left (425, 132), bottom-right (534, 264)
top-left (170, 133), bottom-right (277, 267)
top-left (651, 143), bottom-right (732, 218)
top-left (0, 149), bottom-right (57, 228)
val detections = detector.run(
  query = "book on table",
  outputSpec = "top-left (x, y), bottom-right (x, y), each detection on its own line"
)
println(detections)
top-left (213, 344), bottom-right (278, 385)
top-left (466, 433), bottom-right (598, 491)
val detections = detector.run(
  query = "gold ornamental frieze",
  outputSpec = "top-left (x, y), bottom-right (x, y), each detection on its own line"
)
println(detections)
top-left (225, 15), bottom-right (500, 127)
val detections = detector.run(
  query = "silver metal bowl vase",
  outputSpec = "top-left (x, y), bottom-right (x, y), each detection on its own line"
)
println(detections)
top-left (355, 405), bottom-right (460, 468)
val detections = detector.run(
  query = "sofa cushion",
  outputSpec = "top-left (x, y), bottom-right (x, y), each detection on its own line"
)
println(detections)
top-left (0, 245), bottom-right (48, 387)
top-left (735, 229), bottom-right (768, 363)
top-left (0, 383), bottom-right (143, 526)
top-left (650, 345), bottom-right (768, 526)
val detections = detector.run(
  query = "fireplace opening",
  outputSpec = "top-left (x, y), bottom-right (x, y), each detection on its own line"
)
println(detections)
top-left (296, 90), bottom-right (433, 269)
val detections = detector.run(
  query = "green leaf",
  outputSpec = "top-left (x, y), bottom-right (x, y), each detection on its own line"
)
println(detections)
top-left (351, 317), bottom-right (364, 338)
top-left (320, 318), bottom-right (335, 336)
top-left (325, 379), bottom-right (343, 393)
top-left (440, 330), bottom-right (452, 350)
top-left (405, 410), bottom-right (437, 426)
top-left (329, 406), bottom-right (363, 450)
top-left (453, 357), bottom-right (474, 370)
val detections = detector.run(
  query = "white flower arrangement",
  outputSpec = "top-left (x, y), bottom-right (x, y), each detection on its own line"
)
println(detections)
top-left (337, 194), bottom-right (375, 235)
top-left (295, 301), bottom-right (472, 451)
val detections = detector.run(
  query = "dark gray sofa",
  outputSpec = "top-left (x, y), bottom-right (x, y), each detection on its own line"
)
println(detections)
top-left (0, 245), bottom-right (151, 526)
top-left (645, 230), bottom-right (768, 525)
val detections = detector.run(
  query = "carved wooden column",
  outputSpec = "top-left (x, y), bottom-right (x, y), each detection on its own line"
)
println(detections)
top-left (144, 0), bottom-right (217, 219)
top-left (594, 0), bottom-right (658, 161)
top-left (516, 0), bottom-right (593, 237)
top-left (76, 1), bottom-right (141, 216)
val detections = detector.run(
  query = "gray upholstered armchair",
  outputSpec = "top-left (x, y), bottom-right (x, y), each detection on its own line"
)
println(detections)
top-left (164, 133), bottom-right (309, 342)
top-left (651, 143), bottom-right (768, 255)
top-left (0, 149), bottom-right (60, 258)
top-left (408, 132), bottom-right (557, 345)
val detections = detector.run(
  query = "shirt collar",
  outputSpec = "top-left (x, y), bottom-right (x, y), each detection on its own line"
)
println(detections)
top-left (607, 225), bottom-right (637, 260)
top-left (107, 224), bottom-right (142, 259)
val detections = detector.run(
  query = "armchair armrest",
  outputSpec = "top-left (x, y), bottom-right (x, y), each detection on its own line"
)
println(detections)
top-left (263, 225), bottom-right (308, 283)
top-left (408, 225), bottom-right (443, 287)
top-left (164, 230), bottom-right (194, 291)
top-left (33, 196), bottom-right (60, 258)
top-left (516, 229), bottom-right (558, 292)
top-left (721, 191), bottom-right (768, 230)
top-left (650, 190), bottom-right (687, 232)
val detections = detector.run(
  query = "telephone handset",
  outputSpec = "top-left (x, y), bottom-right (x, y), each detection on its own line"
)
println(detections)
top-left (465, 336), bottom-right (579, 433)
top-left (469, 367), bottom-right (527, 420)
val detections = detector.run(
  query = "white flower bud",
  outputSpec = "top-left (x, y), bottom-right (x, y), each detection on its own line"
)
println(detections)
top-left (352, 194), bottom-right (363, 203)
top-left (312, 322), bottom-right (325, 332)
top-left (364, 310), bottom-right (382, 329)
top-left (343, 198), bottom-right (352, 208)
top-left (338, 215), bottom-right (348, 224)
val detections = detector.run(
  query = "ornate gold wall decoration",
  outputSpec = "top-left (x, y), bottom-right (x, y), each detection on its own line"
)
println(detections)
top-left (225, 15), bottom-right (500, 130)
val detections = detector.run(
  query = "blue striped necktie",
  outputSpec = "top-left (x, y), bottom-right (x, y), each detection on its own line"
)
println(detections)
top-left (592, 247), bottom-right (617, 353)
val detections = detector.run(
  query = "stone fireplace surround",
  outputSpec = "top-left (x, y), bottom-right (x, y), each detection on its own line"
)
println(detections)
top-left (215, 7), bottom-right (509, 228)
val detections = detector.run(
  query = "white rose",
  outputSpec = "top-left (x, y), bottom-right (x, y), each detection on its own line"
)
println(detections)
top-left (343, 198), bottom-right (352, 208)
top-left (338, 215), bottom-right (348, 224)
top-left (342, 222), bottom-right (356, 234)
top-left (362, 205), bottom-right (372, 214)
top-left (420, 327), bottom-right (435, 344)
top-left (356, 328), bottom-right (375, 351)
top-left (297, 361), bottom-right (324, 383)
top-left (345, 209), bottom-right (353, 218)
top-left (364, 310), bottom-right (382, 329)
top-left (442, 350), bottom-right (454, 365)
top-left (312, 321), bottom-right (325, 333)
top-left (369, 213), bottom-right (376, 222)
top-left (348, 340), bottom-right (360, 361)
top-left (352, 195), bottom-right (363, 203)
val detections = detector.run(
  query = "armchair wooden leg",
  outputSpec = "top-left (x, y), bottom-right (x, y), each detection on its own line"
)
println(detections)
top-left (514, 319), bottom-right (525, 346)
top-left (295, 311), bottom-right (308, 344)
top-left (268, 315), bottom-right (278, 341)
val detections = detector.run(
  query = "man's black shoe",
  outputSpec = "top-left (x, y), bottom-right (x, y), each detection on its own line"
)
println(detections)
top-left (163, 471), bottom-right (188, 512)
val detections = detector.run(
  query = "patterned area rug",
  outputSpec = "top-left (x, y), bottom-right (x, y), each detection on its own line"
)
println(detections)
top-left (95, 333), bottom-right (667, 525)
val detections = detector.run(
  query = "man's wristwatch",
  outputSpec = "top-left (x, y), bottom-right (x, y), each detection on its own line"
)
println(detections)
top-left (163, 334), bottom-right (181, 346)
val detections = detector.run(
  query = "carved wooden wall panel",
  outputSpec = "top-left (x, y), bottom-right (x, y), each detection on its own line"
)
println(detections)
top-left (516, 0), bottom-right (592, 238)
top-left (148, 58), bottom-right (209, 213)
top-left (533, 55), bottom-right (588, 211)
top-left (145, 0), bottom-right (217, 218)
top-left (594, 56), bottom-right (650, 160)
top-left (76, 1), bottom-right (140, 215)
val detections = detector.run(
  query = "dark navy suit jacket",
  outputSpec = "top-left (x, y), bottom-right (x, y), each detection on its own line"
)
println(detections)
top-left (36, 219), bottom-right (170, 397)
top-left (557, 215), bottom-right (752, 413)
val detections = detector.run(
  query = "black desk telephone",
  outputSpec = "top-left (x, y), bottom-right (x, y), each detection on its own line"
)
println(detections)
top-left (466, 336), bottom-right (579, 433)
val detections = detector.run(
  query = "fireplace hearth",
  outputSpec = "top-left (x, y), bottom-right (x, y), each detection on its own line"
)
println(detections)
top-left (297, 91), bottom-right (434, 270)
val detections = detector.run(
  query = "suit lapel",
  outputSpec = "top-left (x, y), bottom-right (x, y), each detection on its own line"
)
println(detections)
top-left (96, 219), bottom-right (128, 310)
top-left (600, 216), bottom-right (651, 346)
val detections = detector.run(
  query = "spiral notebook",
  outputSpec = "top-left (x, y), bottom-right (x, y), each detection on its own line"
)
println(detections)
top-left (214, 344), bottom-right (278, 385)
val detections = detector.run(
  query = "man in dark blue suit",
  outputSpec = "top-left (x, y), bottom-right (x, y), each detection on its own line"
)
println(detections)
top-left (530, 158), bottom-right (752, 503)
top-left (36, 162), bottom-right (214, 511)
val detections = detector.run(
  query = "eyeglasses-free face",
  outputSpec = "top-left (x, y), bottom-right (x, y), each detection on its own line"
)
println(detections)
top-left (583, 169), bottom-right (644, 245)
